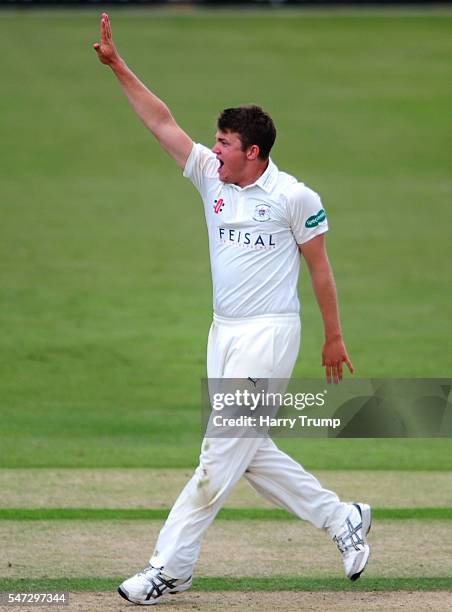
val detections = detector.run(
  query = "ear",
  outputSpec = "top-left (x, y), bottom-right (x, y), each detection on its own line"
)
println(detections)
top-left (246, 144), bottom-right (260, 161)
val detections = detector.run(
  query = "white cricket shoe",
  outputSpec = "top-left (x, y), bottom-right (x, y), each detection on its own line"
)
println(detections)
top-left (118, 565), bottom-right (192, 605)
top-left (333, 502), bottom-right (372, 581)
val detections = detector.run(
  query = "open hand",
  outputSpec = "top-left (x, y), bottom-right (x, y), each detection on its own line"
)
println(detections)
top-left (93, 13), bottom-right (120, 66)
top-left (322, 336), bottom-right (354, 384)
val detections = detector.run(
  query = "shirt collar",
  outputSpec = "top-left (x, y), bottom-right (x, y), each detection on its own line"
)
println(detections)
top-left (254, 158), bottom-right (278, 193)
top-left (231, 158), bottom-right (279, 193)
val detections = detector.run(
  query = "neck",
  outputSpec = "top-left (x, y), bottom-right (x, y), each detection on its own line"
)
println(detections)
top-left (235, 159), bottom-right (269, 188)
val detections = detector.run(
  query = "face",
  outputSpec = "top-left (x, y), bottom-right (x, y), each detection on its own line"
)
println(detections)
top-left (211, 130), bottom-right (249, 184)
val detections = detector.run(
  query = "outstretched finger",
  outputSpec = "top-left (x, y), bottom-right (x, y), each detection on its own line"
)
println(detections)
top-left (333, 364), bottom-right (341, 385)
top-left (325, 364), bottom-right (332, 385)
top-left (345, 356), bottom-right (354, 374)
top-left (100, 14), bottom-right (108, 44)
top-left (104, 13), bottom-right (113, 42)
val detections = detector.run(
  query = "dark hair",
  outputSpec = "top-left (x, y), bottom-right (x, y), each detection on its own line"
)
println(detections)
top-left (217, 105), bottom-right (276, 160)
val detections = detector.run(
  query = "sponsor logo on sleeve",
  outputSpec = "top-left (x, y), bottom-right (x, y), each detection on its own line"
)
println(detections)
top-left (253, 203), bottom-right (272, 222)
top-left (305, 209), bottom-right (326, 228)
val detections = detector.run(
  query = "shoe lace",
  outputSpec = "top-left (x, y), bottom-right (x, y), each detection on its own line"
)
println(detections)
top-left (333, 516), bottom-right (364, 553)
top-left (137, 565), bottom-right (183, 600)
top-left (138, 565), bottom-right (160, 580)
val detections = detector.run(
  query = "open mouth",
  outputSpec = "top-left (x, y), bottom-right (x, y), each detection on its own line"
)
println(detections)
top-left (218, 160), bottom-right (224, 172)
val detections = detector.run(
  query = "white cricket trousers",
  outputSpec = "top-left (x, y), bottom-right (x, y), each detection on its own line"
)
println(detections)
top-left (150, 313), bottom-right (350, 578)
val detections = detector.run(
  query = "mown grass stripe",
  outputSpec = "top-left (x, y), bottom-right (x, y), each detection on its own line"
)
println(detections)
top-left (0, 507), bottom-right (451, 521)
top-left (0, 577), bottom-right (450, 593)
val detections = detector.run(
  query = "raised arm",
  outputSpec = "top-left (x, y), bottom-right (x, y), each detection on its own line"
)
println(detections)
top-left (299, 235), bottom-right (354, 384)
top-left (93, 13), bottom-right (193, 169)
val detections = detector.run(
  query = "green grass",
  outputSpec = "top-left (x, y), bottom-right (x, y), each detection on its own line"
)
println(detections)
top-left (1, 507), bottom-right (451, 521)
top-left (0, 11), bottom-right (451, 468)
top-left (0, 576), bottom-right (450, 593)
top-left (1, 429), bottom-right (451, 470)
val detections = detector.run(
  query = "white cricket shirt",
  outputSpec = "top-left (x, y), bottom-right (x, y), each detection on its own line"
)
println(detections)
top-left (183, 143), bottom-right (328, 318)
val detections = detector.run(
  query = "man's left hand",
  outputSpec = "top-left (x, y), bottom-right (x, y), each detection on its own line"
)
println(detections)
top-left (322, 336), bottom-right (354, 384)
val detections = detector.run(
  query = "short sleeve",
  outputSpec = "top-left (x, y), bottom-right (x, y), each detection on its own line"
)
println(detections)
top-left (183, 142), bottom-right (219, 196)
top-left (285, 183), bottom-right (329, 245)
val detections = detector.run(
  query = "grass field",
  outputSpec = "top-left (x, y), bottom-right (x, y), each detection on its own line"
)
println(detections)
top-left (0, 8), bottom-right (451, 468)
top-left (0, 8), bottom-right (451, 610)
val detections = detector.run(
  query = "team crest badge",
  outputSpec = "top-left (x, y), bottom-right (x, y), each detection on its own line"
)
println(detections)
top-left (253, 203), bottom-right (271, 222)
